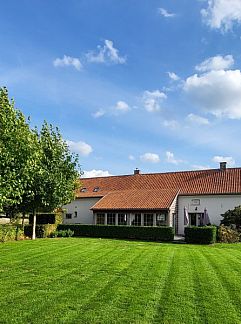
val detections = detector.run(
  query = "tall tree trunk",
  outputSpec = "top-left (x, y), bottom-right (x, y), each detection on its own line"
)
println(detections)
top-left (32, 209), bottom-right (36, 240)
top-left (21, 212), bottom-right (25, 229)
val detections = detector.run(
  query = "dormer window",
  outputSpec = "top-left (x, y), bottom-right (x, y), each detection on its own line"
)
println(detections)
top-left (93, 187), bottom-right (100, 192)
top-left (80, 187), bottom-right (87, 192)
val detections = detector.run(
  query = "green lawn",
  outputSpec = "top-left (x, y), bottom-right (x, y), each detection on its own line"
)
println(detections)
top-left (1, 239), bottom-right (241, 324)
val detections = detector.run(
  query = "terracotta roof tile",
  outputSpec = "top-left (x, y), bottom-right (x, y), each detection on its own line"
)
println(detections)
top-left (91, 189), bottom-right (178, 210)
top-left (76, 168), bottom-right (241, 210)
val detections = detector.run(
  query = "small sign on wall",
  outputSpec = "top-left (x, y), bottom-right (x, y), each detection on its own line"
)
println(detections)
top-left (191, 199), bottom-right (200, 206)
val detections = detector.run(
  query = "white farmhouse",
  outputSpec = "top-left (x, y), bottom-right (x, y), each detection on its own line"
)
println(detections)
top-left (63, 162), bottom-right (241, 235)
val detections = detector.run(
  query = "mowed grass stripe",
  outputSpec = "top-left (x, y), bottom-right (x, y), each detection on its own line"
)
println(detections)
top-left (1, 239), bottom-right (241, 323)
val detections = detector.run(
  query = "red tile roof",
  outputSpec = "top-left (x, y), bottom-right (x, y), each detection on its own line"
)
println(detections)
top-left (76, 168), bottom-right (241, 210)
top-left (91, 189), bottom-right (178, 211)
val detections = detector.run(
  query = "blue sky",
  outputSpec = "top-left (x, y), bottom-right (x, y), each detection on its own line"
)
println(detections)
top-left (1, 0), bottom-right (241, 177)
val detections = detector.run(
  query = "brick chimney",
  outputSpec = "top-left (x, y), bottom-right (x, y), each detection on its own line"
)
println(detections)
top-left (134, 168), bottom-right (140, 175)
top-left (220, 162), bottom-right (227, 171)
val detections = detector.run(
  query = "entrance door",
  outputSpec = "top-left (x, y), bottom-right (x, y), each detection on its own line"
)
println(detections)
top-left (189, 213), bottom-right (204, 226)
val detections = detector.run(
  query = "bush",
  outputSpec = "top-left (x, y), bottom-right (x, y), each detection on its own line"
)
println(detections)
top-left (221, 205), bottom-right (241, 230)
top-left (24, 224), bottom-right (57, 238)
top-left (184, 226), bottom-right (216, 244)
top-left (217, 225), bottom-right (240, 243)
top-left (0, 225), bottom-right (24, 243)
top-left (57, 224), bottom-right (174, 242)
top-left (50, 229), bottom-right (74, 238)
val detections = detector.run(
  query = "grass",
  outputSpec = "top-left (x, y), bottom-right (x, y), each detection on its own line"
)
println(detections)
top-left (1, 239), bottom-right (241, 323)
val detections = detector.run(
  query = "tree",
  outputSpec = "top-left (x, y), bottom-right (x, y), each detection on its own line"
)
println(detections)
top-left (23, 121), bottom-right (81, 239)
top-left (0, 87), bottom-right (81, 239)
top-left (221, 206), bottom-right (241, 230)
top-left (0, 87), bottom-right (39, 212)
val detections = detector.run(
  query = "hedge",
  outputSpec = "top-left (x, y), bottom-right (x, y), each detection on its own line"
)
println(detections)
top-left (0, 225), bottom-right (24, 243)
top-left (184, 226), bottom-right (217, 244)
top-left (24, 224), bottom-right (57, 238)
top-left (57, 224), bottom-right (174, 242)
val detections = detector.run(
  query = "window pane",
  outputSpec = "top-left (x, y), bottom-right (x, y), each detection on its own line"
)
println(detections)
top-left (144, 213), bottom-right (153, 226)
top-left (156, 213), bottom-right (167, 226)
top-left (66, 213), bottom-right (72, 219)
top-left (118, 213), bottom-right (127, 225)
top-left (132, 213), bottom-right (141, 226)
top-left (107, 213), bottom-right (115, 225)
top-left (96, 213), bottom-right (105, 225)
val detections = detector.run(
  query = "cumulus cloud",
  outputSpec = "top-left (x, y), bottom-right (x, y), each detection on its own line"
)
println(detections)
top-left (140, 153), bottom-right (160, 163)
top-left (167, 72), bottom-right (180, 81)
top-left (114, 101), bottom-right (130, 112)
top-left (92, 109), bottom-right (106, 118)
top-left (66, 140), bottom-right (93, 156)
top-left (163, 120), bottom-right (179, 129)
top-left (201, 0), bottom-right (241, 31)
top-left (143, 90), bottom-right (167, 112)
top-left (184, 69), bottom-right (241, 119)
top-left (186, 113), bottom-right (210, 125)
top-left (195, 55), bottom-right (234, 72)
top-left (86, 39), bottom-right (126, 64)
top-left (53, 55), bottom-right (82, 71)
top-left (158, 8), bottom-right (176, 18)
top-left (165, 151), bottom-right (183, 165)
top-left (82, 169), bottom-right (113, 178)
top-left (212, 155), bottom-right (235, 166)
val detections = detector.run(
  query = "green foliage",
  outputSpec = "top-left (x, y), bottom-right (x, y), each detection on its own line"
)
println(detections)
top-left (221, 205), bottom-right (241, 229)
top-left (0, 225), bottom-right (24, 242)
top-left (57, 224), bottom-right (174, 241)
top-left (0, 87), bottom-right (40, 211)
top-left (217, 225), bottom-right (240, 243)
top-left (185, 226), bottom-right (216, 244)
top-left (50, 229), bottom-right (74, 238)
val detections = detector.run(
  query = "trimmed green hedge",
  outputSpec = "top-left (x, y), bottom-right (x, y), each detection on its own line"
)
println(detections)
top-left (0, 225), bottom-right (24, 243)
top-left (57, 224), bottom-right (174, 242)
top-left (184, 226), bottom-right (216, 244)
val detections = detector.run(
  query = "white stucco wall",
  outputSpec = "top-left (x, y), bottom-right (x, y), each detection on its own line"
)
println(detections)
top-left (178, 195), bottom-right (241, 235)
top-left (62, 197), bottom-right (101, 224)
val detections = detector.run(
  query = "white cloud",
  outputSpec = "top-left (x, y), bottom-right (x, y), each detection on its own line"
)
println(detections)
top-left (165, 151), bottom-right (183, 165)
top-left (114, 101), bottom-right (130, 112)
top-left (158, 8), bottom-right (176, 18)
top-left (66, 140), bottom-right (93, 156)
top-left (201, 0), bottom-right (241, 31)
top-left (82, 169), bottom-right (112, 178)
top-left (212, 155), bottom-right (235, 166)
top-left (128, 154), bottom-right (135, 160)
top-left (184, 69), bottom-right (241, 119)
top-left (92, 109), bottom-right (106, 118)
top-left (86, 39), bottom-right (126, 64)
top-left (167, 72), bottom-right (180, 81)
top-left (163, 120), bottom-right (179, 129)
top-left (143, 90), bottom-right (167, 112)
top-left (53, 55), bottom-right (82, 71)
top-left (186, 113), bottom-right (210, 125)
top-left (195, 55), bottom-right (234, 72)
top-left (192, 164), bottom-right (211, 170)
top-left (140, 153), bottom-right (160, 163)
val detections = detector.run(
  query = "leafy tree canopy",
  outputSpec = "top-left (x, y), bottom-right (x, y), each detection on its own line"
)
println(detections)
top-left (221, 206), bottom-right (241, 229)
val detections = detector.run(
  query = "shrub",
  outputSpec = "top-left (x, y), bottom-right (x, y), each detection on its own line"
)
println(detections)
top-left (184, 226), bottom-right (216, 244)
top-left (221, 205), bottom-right (241, 230)
top-left (217, 225), bottom-right (240, 243)
top-left (57, 224), bottom-right (174, 242)
top-left (0, 225), bottom-right (24, 242)
top-left (50, 229), bottom-right (74, 238)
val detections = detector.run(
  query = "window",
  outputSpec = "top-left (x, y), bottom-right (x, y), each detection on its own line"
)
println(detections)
top-left (74, 211), bottom-right (77, 218)
top-left (132, 213), bottom-right (141, 226)
top-left (144, 213), bottom-right (153, 226)
top-left (156, 213), bottom-right (167, 226)
top-left (93, 187), bottom-right (100, 192)
top-left (118, 213), bottom-right (127, 225)
top-left (66, 213), bottom-right (72, 219)
top-left (107, 213), bottom-right (115, 225)
top-left (80, 187), bottom-right (87, 192)
top-left (96, 213), bottom-right (105, 225)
